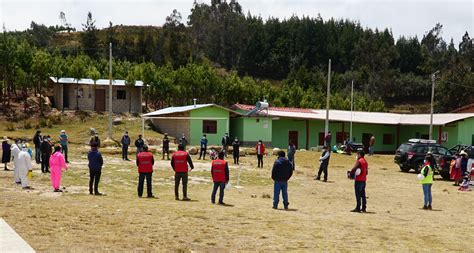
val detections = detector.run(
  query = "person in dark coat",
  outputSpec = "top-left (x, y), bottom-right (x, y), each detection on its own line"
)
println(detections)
top-left (198, 134), bottom-right (208, 160)
top-left (121, 131), bottom-right (131, 161)
top-left (232, 137), bottom-right (240, 164)
top-left (221, 133), bottom-right (230, 157)
top-left (315, 146), bottom-right (330, 182)
top-left (324, 131), bottom-right (332, 147)
top-left (33, 130), bottom-right (42, 164)
top-left (2, 137), bottom-right (11, 171)
top-left (40, 135), bottom-right (52, 173)
top-left (88, 143), bottom-right (104, 195)
top-left (135, 135), bottom-right (145, 154)
top-left (271, 151), bottom-right (293, 210)
top-left (287, 141), bottom-right (296, 170)
top-left (162, 133), bottom-right (170, 160)
top-left (89, 132), bottom-right (101, 147)
top-left (179, 134), bottom-right (188, 150)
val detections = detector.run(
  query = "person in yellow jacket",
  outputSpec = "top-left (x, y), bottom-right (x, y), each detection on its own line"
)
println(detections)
top-left (420, 152), bottom-right (435, 210)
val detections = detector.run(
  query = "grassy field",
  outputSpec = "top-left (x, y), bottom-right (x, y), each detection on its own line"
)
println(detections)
top-left (0, 116), bottom-right (471, 252)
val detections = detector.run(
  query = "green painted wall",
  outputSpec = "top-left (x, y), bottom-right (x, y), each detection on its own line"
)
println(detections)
top-left (442, 123), bottom-right (459, 147)
top-left (232, 117), bottom-right (272, 145)
top-left (272, 118), bottom-right (306, 149)
top-left (230, 118), bottom-right (244, 142)
top-left (457, 117), bottom-right (474, 145)
top-left (189, 106), bottom-right (230, 146)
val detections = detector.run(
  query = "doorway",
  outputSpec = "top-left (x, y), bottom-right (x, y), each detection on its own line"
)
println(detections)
top-left (95, 89), bottom-right (106, 112)
top-left (62, 85), bottom-right (69, 108)
top-left (362, 133), bottom-right (373, 153)
top-left (288, 131), bottom-right (298, 149)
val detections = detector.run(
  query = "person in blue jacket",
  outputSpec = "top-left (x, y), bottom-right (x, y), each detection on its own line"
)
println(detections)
top-left (88, 143), bottom-right (104, 195)
top-left (198, 134), bottom-right (208, 160)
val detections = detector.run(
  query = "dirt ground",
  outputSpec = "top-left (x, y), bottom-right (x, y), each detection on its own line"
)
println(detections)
top-left (0, 148), bottom-right (472, 252)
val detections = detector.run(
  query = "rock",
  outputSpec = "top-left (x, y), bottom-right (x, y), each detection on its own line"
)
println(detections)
top-left (261, 193), bottom-right (271, 199)
top-left (245, 148), bottom-right (256, 155)
top-left (112, 118), bottom-right (123, 125)
top-left (209, 146), bottom-right (222, 152)
top-left (239, 148), bottom-right (246, 157)
top-left (251, 194), bottom-right (257, 198)
top-left (188, 146), bottom-right (198, 155)
top-left (272, 147), bottom-right (282, 155)
top-left (101, 137), bottom-right (120, 148)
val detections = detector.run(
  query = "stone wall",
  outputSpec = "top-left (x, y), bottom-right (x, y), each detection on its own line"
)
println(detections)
top-left (151, 112), bottom-right (190, 141)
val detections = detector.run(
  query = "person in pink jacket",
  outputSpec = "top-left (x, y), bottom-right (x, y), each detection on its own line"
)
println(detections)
top-left (49, 145), bottom-right (68, 192)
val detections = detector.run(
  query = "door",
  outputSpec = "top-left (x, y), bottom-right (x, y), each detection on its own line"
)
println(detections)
top-left (471, 134), bottom-right (474, 145)
top-left (288, 131), bottom-right (298, 149)
top-left (362, 133), bottom-right (372, 153)
top-left (95, 89), bottom-right (106, 112)
top-left (62, 85), bottom-right (69, 108)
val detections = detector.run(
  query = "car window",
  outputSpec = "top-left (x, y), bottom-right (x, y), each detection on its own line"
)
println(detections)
top-left (434, 146), bottom-right (450, 155)
top-left (398, 144), bottom-right (412, 152)
top-left (415, 145), bottom-right (426, 153)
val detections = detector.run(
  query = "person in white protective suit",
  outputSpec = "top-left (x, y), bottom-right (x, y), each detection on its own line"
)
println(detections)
top-left (17, 144), bottom-right (33, 189)
top-left (11, 141), bottom-right (21, 184)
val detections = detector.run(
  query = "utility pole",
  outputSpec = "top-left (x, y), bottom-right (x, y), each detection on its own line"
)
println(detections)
top-left (108, 43), bottom-right (113, 139)
top-left (325, 59), bottom-right (331, 140)
top-left (429, 70), bottom-right (439, 141)
top-left (350, 80), bottom-right (354, 142)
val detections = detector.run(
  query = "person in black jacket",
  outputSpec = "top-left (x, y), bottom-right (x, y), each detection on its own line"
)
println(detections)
top-left (40, 135), bottom-right (52, 173)
top-left (221, 133), bottom-right (230, 157)
top-left (162, 133), bottom-right (170, 160)
top-left (88, 143), bottom-right (104, 195)
top-left (271, 151), bottom-right (293, 210)
top-left (232, 137), bottom-right (240, 164)
top-left (33, 130), bottom-right (42, 164)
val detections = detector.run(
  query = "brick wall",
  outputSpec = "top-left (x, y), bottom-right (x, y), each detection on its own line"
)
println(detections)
top-left (151, 112), bottom-right (190, 141)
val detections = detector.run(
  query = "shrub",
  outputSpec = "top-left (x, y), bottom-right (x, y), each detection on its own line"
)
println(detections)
top-left (48, 114), bottom-right (62, 125)
top-left (23, 121), bottom-right (33, 129)
top-left (5, 122), bottom-right (15, 131)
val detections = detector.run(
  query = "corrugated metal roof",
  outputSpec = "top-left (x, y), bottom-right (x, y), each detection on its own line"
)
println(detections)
top-left (143, 104), bottom-right (240, 117)
top-left (49, 77), bottom-right (144, 87)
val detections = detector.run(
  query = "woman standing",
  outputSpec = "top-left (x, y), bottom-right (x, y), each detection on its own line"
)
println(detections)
top-left (232, 137), bottom-right (240, 165)
top-left (49, 145), bottom-right (68, 192)
top-left (2, 137), bottom-right (11, 171)
top-left (420, 152), bottom-right (435, 210)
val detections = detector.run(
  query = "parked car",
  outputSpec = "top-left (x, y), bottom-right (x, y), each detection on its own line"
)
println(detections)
top-left (394, 139), bottom-right (454, 179)
top-left (449, 144), bottom-right (474, 158)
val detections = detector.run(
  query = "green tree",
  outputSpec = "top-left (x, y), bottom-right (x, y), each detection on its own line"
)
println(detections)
top-left (81, 12), bottom-right (100, 58)
top-left (32, 50), bottom-right (52, 115)
top-left (68, 55), bottom-right (87, 110)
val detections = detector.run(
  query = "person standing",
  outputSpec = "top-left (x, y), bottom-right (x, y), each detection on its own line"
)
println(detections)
top-left (49, 145), bottom-right (68, 192)
top-left (88, 143), bottom-right (103, 195)
top-left (40, 135), bottom-right (52, 173)
top-left (33, 130), bottom-right (42, 164)
top-left (221, 133), bottom-right (230, 157)
top-left (452, 152), bottom-right (464, 186)
top-left (59, 130), bottom-right (69, 163)
top-left (349, 150), bottom-right (368, 213)
top-left (179, 134), bottom-right (188, 150)
top-left (232, 137), bottom-right (240, 165)
top-left (121, 131), bottom-right (131, 161)
top-left (136, 145), bottom-right (155, 198)
top-left (211, 151), bottom-right (229, 205)
top-left (271, 151), bottom-right (293, 210)
top-left (11, 140), bottom-right (21, 183)
top-left (2, 137), bottom-right (11, 171)
top-left (17, 144), bottom-right (33, 189)
top-left (199, 134), bottom-right (208, 160)
top-left (315, 146), bottom-right (331, 182)
top-left (256, 140), bottom-right (265, 168)
top-left (324, 131), bottom-right (332, 147)
top-left (89, 132), bottom-right (101, 147)
top-left (287, 141), bottom-right (296, 170)
top-left (135, 134), bottom-right (145, 154)
top-left (368, 135), bottom-right (375, 156)
top-left (162, 133), bottom-right (170, 160)
top-left (419, 152), bottom-right (435, 210)
top-left (171, 144), bottom-right (194, 201)
top-left (460, 151), bottom-right (469, 177)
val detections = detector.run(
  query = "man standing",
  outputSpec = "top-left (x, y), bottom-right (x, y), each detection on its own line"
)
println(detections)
top-left (349, 150), bottom-right (368, 213)
top-left (17, 144), bottom-right (33, 189)
top-left (179, 134), bottom-right (188, 150)
top-left (324, 131), bottom-right (332, 147)
top-left (315, 146), bottom-right (330, 182)
top-left (89, 132), bottom-right (101, 147)
top-left (162, 133), bottom-right (170, 160)
top-left (287, 141), bottom-right (296, 170)
top-left (369, 135), bottom-right (375, 156)
top-left (136, 145), bottom-right (155, 198)
top-left (40, 136), bottom-right (52, 173)
top-left (121, 131), bottom-right (131, 161)
top-left (33, 130), bottom-right (42, 164)
top-left (232, 137), bottom-right (240, 165)
top-left (59, 130), bottom-right (69, 163)
top-left (199, 134), bottom-right (208, 160)
top-left (211, 151), bottom-right (229, 205)
top-left (2, 137), bottom-right (11, 171)
top-left (11, 140), bottom-right (21, 183)
top-left (88, 143), bottom-right (103, 195)
top-left (135, 134), bottom-right (145, 154)
top-left (271, 151), bottom-right (293, 210)
top-left (221, 133), bottom-right (230, 157)
top-left (256, 140), bottom-right (265, 168)
top-left (171, 144), bottom-right (194, 201)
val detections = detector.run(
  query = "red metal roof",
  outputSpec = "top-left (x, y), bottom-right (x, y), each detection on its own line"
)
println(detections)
top-left (452, 103), bottom-right (474, 113)
top-left (233, 103), bottom-right (316, 113)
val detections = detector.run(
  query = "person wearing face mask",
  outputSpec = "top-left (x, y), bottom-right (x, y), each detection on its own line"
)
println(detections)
top-left (40, 135), bottom-right (52, 173)
top-left (11, 140), bottom-right (21, 183)
top-left (232, 137), bottom-right (240, 165)
top-left (349, 150), bottom-right (368, 213)
top-left (89, 132), bottom-right (101, 148)
top-left (17, 144), bottom-right (33, 189)
top-left (121, 131), bottom-right (131, 161)
top-left (256, 140), bottom-right (265, 168)
top-left (59, 130), bottom-right (70, 163)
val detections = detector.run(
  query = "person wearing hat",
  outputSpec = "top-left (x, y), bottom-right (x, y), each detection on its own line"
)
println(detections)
top-left (88, 142), bottom-right (103, 195)
top-left (89, 132), bottom-right (101, 148)
top-left (452, 151), bottom-right (467, 186)
top-left (162, 133), bottom-right (170, 160)
top-left (121, 131), bottom-right (131, 161)
top-left (17, 144), bottom-right (33, 189)
top-left (460, 150), bottom-right (469, 177)
top-left (49, 145), bottom-right (68, 192)
top-left (59, 130), bottom-right (69, 163)
top-left (40, 135), bottom-right (52, 173)
top-left (419, 152), bottom-right (435, 210)
top-left (136, 145), bottom-right (155, 198)
top-left (2, 136), bottom-right (11, 171)
top-left (171, 144), bottom-right (194, 201)
top-left (198, 134), bottom-right (208, 160)
top-left (315, 146), bottom-right (330, 182)
top-left (32, 130), bottom-right (42, 164)
top-left (221, 133), bottom-right (230, 157)
top-left (349, 150), bottom-right (368, 213)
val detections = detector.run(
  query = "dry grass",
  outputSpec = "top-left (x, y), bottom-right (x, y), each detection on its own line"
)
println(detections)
top-left (0, 145), bottom-right (471, 252)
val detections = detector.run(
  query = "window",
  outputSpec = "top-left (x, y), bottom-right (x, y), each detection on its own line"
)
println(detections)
top-left (383, 134), bottom-right (393, 145)
top-left (117, 90), bottom-right (126, 100)
top-left (203, 120), bottom-right (217, 134)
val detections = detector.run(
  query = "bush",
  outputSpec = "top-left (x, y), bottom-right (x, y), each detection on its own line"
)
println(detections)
top-left (23, 121), bottom-right (33, 129)
top-left (5, 122), bottom-right (15, 131)
top-left (48, 114), bottom-right (62, 125)
top-left (75, 110), bottom-right (90, 122)
top-left (39, 118), bottom-right (48, 127)
top-left (46, 119), bottom-right (53, 128)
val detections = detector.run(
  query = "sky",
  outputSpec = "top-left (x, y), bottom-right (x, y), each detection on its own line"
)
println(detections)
top-left (1, 0), bottom-right (472, 45)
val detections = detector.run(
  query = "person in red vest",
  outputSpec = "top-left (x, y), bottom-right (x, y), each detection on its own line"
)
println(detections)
top-left (349, 150), bottom-right (368, 213)
top-left (171, 144), bottom-right (194, 201)
top-left (256, 140), bottom-right (266, 168)
top-left (211, 151), bottom-right (230, 205)
top-left (136, 145), bottom-right (155, 198)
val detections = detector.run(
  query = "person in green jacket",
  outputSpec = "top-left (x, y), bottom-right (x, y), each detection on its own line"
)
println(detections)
top-left (420, 152), bottom-right (435, 210)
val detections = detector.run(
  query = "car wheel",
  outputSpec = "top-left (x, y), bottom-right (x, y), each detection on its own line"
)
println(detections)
top-left (400, 165), bottom-right (410, 172)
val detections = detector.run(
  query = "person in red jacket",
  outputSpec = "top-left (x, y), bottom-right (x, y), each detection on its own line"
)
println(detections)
top-left (171, 144), bottom-right (194, 201)
top-left (136, 145), bottom-right (155, 198)
top-left (349, 150), bottom-right (368, 213)
top-left (256, 140), bottom-right (266, 168)
top-left (211, 151), bottom-right (230, 205)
